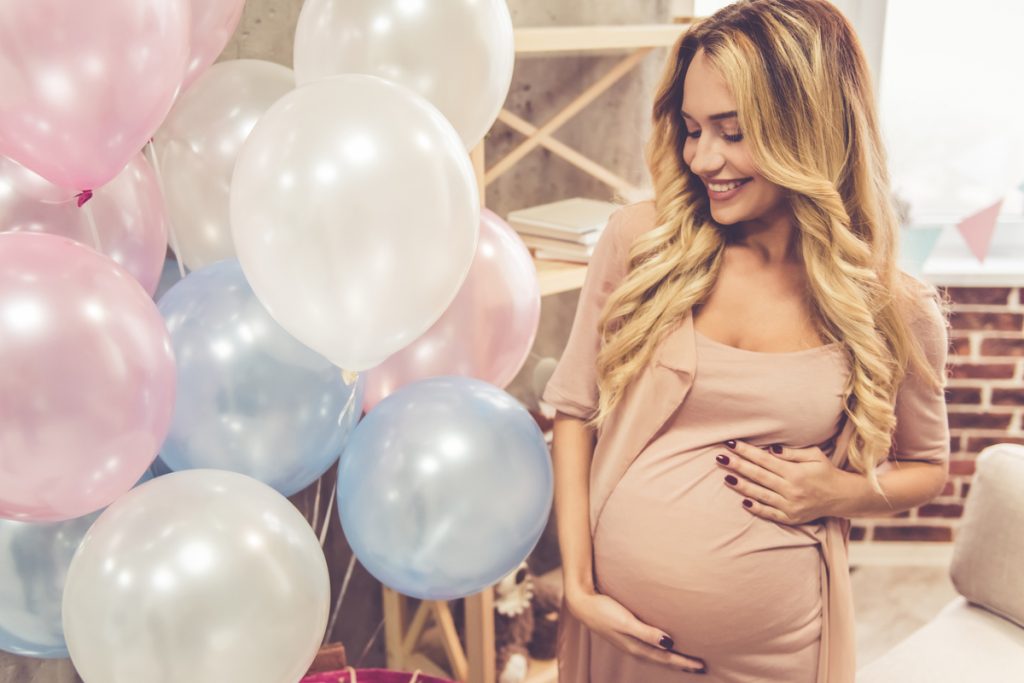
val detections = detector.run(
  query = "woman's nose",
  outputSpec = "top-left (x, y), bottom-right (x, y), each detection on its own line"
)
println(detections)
top-left (687, 135), bottom-right (725, 176)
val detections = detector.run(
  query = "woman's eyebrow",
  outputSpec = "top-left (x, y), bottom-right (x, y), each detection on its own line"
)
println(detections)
top-left (681, 110), bottom-right (738, 121)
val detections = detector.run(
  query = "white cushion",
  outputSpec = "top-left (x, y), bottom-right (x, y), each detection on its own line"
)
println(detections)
top-left (856, 596), bottom-right (1024, 682)
top-left (950, 444), bottom-right (1024, 628)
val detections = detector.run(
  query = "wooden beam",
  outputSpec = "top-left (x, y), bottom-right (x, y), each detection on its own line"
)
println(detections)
top-left (514, 23), bottom-right (691, 53)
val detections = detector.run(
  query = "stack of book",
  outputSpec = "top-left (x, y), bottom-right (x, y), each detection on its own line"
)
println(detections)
top-left (506, 197), bottom-right (621, 263)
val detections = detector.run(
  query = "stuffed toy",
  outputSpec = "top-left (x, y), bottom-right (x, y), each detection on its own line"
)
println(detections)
top-left (493, 561), bottom-right (562, 683)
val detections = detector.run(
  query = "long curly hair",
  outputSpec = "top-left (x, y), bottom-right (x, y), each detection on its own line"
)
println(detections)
top-left (590, 0), bottom-right (950, 496)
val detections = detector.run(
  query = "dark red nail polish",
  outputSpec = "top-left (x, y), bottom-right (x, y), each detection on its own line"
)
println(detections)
top-left (743, 499), bottom-right (753, 508)
top-left (724, 439), bottom-right (736, 449)
top-left (771, 444), bottom-right (783, 454)
top-left (715, 454), bottom-right (729, 465)
top-left (659, 635), bottom-right (674, 650)
top-left (725, 475), bottom-right (737, 485)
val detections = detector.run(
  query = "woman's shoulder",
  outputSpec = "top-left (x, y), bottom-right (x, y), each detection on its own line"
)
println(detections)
top-left (895, 270), bottom-right (949, 346)
top-left (605, 198), bottom-right (659, 248)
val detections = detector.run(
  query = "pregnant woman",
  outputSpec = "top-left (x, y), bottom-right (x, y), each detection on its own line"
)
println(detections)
top-left (542, 1), bottom-right (951, 682)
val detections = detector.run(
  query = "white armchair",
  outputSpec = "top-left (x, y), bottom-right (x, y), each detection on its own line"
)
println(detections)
top-left (856, 444), bottom-right (1024, 682)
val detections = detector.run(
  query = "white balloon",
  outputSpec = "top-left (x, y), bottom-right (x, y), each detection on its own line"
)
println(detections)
top-left (294, 0), bottom-right (515, 149)
top-left (154, 59), bottom-right (294, 270)
top-left (230, 74), bottom-right (479, 371)
top-left (62, 470), bottom-right (330, 683)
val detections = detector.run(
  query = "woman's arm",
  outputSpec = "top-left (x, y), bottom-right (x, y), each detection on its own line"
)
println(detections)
top-left (830, 460), bottom-right (948, 518)
top-left (551, 411), bottom-right (598, 602)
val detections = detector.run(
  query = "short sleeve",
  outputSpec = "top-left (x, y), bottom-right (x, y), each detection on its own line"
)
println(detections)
top-left (541, 205), bottom-right (637, 420)
top-left (889, 294), bottom-right (951, 464)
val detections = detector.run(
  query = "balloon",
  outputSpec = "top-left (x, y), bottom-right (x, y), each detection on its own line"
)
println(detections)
top-left (294, 0), bottom-right (515, 149)
top-left (364, 209), bottom-right (540, 411)
top-left (0, 155), bottom-right (75, 204)
top-left (0, 470), bottom-right (152, 659)
top-left (0, 233), bottom-right (176, 522)
top-left (231, 74), bottom-right (479, 371)
top-left (337, 376), bottom-right (553, 600)
top-left (155, 60), bottom-right (294, 270)
top-left (62, 469), bottom-right (330, 683)
top-left (157, 259), bottom-right (364, 496)
top-left (0, 0), bottom-right (190, 190)
top-left (182, 0), bottom-right (247, 91)
top-left (1, 153), bottom-right (169, 295)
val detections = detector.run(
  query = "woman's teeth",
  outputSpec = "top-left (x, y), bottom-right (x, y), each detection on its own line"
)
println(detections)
top-left (709, 179), bottom-right (749, 192)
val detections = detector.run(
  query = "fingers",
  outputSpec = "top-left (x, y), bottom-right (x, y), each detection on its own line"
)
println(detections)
top-left (613, 633), bottom-right (707, 673)
top-left (619, 612), bottom-right (707, 672)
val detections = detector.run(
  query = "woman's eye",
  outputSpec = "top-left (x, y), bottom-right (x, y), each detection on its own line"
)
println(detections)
top-left (684, 129), bottom-right (743, 142)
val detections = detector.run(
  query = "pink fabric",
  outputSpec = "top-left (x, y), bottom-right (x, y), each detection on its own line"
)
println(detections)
top-left (542, 200), bottom-right (951, 682)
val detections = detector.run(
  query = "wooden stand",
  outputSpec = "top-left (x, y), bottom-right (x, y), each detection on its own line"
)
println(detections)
top-left (381, 21), bottom-right (697, 683)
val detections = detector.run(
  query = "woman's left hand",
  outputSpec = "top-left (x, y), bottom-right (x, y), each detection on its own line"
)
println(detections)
top-left (715, 440), bottom-right (847, 525)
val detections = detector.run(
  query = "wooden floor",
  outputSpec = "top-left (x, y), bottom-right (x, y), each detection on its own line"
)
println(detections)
top-left (0, 565), bottom-right (959, 682)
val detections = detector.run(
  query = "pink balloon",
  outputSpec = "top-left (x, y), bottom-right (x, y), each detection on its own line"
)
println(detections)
top-left (0, 155), bottom-right (76, 205)
top-left (0, 0), bottom-right (190, 191)
top-left (182, 0), bottom-right (247, 91)
top-left (363, 209), bottom-right (541, 411)
top-left (0, 233), bottom-right (176, 522)
top-left (0, 154), bottom-right (169, 295)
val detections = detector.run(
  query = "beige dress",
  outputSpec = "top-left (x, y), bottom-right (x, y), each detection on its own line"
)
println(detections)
top-left (542, 200), bottom-right (951, 683)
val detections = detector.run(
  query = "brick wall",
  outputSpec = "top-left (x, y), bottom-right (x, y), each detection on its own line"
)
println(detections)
top-left (850, 285), bottom-right (1024, 545)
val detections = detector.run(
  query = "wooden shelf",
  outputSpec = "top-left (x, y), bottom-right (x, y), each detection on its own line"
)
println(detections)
top-left (535, 257), bottom-right (588, 296)
top-left (514, 23), bottom-right (692, 54)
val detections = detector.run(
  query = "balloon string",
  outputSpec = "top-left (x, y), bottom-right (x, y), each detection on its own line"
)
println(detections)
top-left (81, 198), bottom-right (102, 252)
top-left (339, 666), bottom-right (420, 682)
top-left (324, 552), bottom-right (357, 646)
top-left (310, 476), bottom-right (323, 530)
top-left (355, 617), bottom-right (385, 668)
top-left (318, 473), bottom-right (336, 548)
top-left (338, 370), bottom-right (359, 426)
top-left (144, 140), bottom-right (187, 280)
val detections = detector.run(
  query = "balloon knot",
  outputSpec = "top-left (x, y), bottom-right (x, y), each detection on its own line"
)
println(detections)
top-left (75, 189), bottom-right (93, 207)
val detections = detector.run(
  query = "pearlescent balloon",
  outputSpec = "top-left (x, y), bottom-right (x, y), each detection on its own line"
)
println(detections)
top-left (1, 153), bottom-right (169, 295)
top-left (0, 233), bottom-right (176, 522)
top-left (182, 0), bottom-right (246, 91)
top-left (0, 155), bottom-right (75, 204)
top-left (0, 470), bottom-right (152, 659)
top-left (294, 0), bottom-right (515, 149)
top-left (63, 469), bottom-right (330, 683)
top-left (0, 0), bottom-right (190, 190)
top-left (231, 74), bottom-right (479, 371)
top-left (157, 259), bottom-right (364, 496)
top-left (363, 209), bottom-right (541, 411)
top-left (155, 60), bottom-right (294, 270)
top-left (338, 376), bottom-right (553, 600)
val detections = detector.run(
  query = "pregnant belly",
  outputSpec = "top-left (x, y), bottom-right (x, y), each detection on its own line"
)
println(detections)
top-left (592, 448), bottom-right (824, 658)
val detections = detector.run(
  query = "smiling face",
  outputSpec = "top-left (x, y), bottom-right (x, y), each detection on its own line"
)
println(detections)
top-left (681, 49), bottom-right (788, 228)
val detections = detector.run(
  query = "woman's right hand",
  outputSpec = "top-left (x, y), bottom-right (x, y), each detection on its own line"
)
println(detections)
top-left (567, 589), bottom-right (707, 674)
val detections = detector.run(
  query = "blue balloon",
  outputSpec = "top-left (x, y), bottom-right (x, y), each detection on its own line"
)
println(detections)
top-left (337, 376), bottom-right (553, 600)
top-left (0, 469), bottom-right (153, 658)
top-left (157, 259), bottom-right (363, 496)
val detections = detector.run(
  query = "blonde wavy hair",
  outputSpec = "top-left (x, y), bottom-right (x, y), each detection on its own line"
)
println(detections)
top-left (590, 0), bottom-right (951, 496)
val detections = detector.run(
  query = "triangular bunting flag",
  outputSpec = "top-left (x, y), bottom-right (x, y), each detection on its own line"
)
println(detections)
top-left (956, 198), bottom-right (1003, 263)
top-left (898, 225), bottom-right (944, 277)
